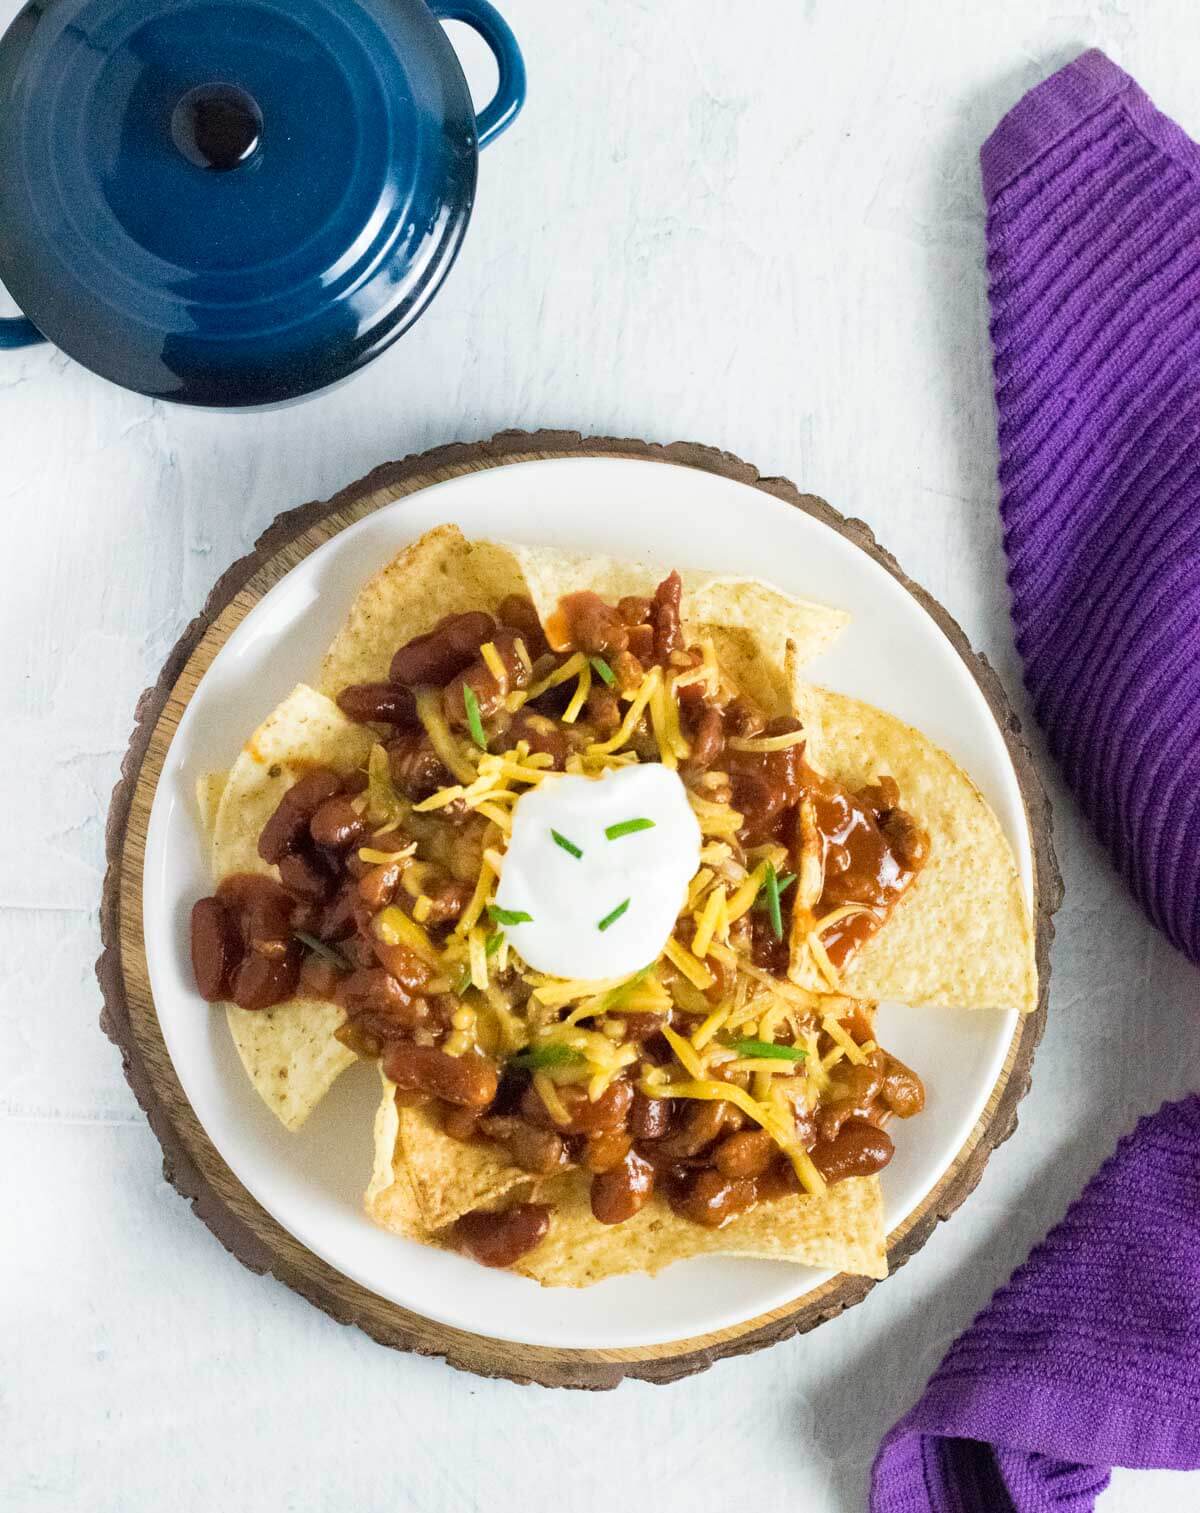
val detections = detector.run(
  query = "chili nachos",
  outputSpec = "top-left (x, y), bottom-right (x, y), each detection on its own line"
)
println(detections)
top-left (188, 526), bottom-right (1035, 1284)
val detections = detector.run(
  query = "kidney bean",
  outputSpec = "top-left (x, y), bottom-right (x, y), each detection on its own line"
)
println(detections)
top-left (478, 1115), bottom-right (570, 1176)
top-left (383, 1044), bottom-right (499, 1108)
top-left (713, 1129), bottom-right (775, 1180)
top-left (309, 795), bottom-right (369, 850)
top-left (669, 1168), bottom-right (756, 1228)
top-left (520, 1078), bottom-right (633, 1135)
top-left (335, 681), bottom-right (418, 726)
top-left (811, 1120), bottom-right (894, 1184)
top-left (230, 945), bottom-right (301, 1011)
top-left (422, 872), bottom-right (472, 926)
top-left (443, 630), bottom-right (531, 730)
top-left (591, 1149), bottom-right (655, 1225)
top-left (496, 594), bottom-right (548, 659)
top-left (724, 698), bottom-right (766, 739)
top-left (816, 1062), bottom-right (886, 1144)
top-left (389, 611), bottom-right (496, 686)
top-left (277, 849), bottom-right (334, 904)
top-left (753, 1154), bottom-right (802, 1203)
top-left (613, 1013), bottom-right (667, 1046)
top-left (297, 952), bottom-right (342, 1000)
top-left (655, 1098), bottom-right (728, 1158)
top-left (617, 595), bottom-right (653, 626)
top-left (356, 859), bottom-right (405, 912)
top-left (217, 874), bottom-right (295, 960)
top-left (371, 938), bottom-right (436, 994)
top-left (190, 896), bottom-right (241, 1001)
top-left (316, 883), bottom-right (358, 942)
top-left (387, 729), bottom-right (450, 800)
top-left (453, 1202), bottom-right (551, 1269)
top-left (652, 570), bottom-right (683, 661)
top-left (630, 1090), bottom-right (672, 1140)
top-left (441, 1104), bottom-right (484, 1141)
top-left (583, 1130), bottom-right (633, 1174)
top-left (509, 710), bottom-right (570, 766)
top-left (880, 1052), bottom-right (925, 1118)
top-left (257, 768), bottom-right (343, 864)
top-left (338, 967), bottom-right (420, 1022)
top-left (685, 706), bottom-right (724, 770)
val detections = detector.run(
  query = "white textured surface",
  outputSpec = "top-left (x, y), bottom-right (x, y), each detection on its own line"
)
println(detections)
top-left (2, 3), bottom-right (1199, 1509)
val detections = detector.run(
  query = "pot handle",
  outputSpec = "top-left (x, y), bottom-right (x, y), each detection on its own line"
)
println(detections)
top-left (0, 316), bottom-right (45, 350)
top-left (429, 0), bottom-right (526, 148)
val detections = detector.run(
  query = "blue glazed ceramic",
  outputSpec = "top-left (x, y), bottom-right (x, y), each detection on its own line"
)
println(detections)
top-left (0, 0), bottom-right (525, 406)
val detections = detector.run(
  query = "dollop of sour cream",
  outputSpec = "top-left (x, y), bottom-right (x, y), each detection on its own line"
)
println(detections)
top-left (492, 765), bottom-right (703, 980)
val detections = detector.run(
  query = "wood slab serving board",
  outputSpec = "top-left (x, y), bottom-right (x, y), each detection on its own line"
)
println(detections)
top-left (97, 430), bottom-right (1061, 1389)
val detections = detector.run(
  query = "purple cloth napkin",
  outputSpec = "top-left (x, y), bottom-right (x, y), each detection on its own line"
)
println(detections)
top-left (871, 1098), bottom-right (1200, 1511)
top-left (986, 49), bottom-right (1200, 966)
top-left (870, 51), bottom-right (1200, 1510)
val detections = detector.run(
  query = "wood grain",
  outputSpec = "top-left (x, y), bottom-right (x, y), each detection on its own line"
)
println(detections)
top-left (97, 430), bottom-right (1062, 1389)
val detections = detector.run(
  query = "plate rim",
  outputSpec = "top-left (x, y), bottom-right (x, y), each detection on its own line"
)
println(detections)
top-left (98, 429), bottom-right (1061, 1388)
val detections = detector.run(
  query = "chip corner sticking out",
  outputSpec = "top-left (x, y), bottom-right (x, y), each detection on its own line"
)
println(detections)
top-left (792, 683), bottom-right (1037, 1015)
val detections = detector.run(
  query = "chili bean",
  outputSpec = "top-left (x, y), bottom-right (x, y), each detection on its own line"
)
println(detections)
top-left (630, 1090), bottom-right (672, 1140)
top-left (336, 682), bottom-right (419, 726)
top-left (190, 897), bottom-right (240, 1001)
top-left (729, 718), bottom-right (805, 840)
top-left (816, 1062), bottom-right (885, 1144)
top-left (371, 938), bottom-right (436, 994)
top-left (880, 1052), bottom-right (925, 1118)
top-left (478, 1115), bottom-right (570, 1176)
top-left (309, 795), bottom-right (369, 850)
top-left (859, 776), bottom-right (901, 814)
top-left (685, 706), bottom-right (724, 770)
top-left (611, 650), bottom-right (645, 694)
top-left (356, 859), bottom-right (405, 912)
top-left (753, 1154), bottom-right (802, 1202)
top-left (880, 808), bottom-right (930, 872)
top-left (387, 729), bottom-right (450, 801)
top-left (337, 968), bottom-right (420, 1022)
top-left (389, 611), bottom-right (496, 687)
top-left (652, 570), bottom-right (683, 661)
top-left (382, 1044), bottom-right (499, 1108)
top-left (277, 849), bottom-right (334, 904)
top-left (509, 710), bottom-right (570, 767)
top-left (616, 595), bottom-right (652, 626)
top-left (669, 1168), bottom-right (756, 1228)
top-left (519, 1078), bottom-right (633, 1135)
top-left (496, 594), bottom-right (548, 659)
top-left (613, 1012), bottom-right (667, 1044)
top-left (298, 952), bottom-right (342, 1000)
top-left (422, 872), bottom-right (472, 925)
top-left (443, 630), bottom-right (530, 729)
top-left (453, 1202), bottom-right (551, 1268)
top-left (655, 1098), bottom-right (728, 1158)
top-left (583, 1130), bottom-right (633, 1173)
top-left (583, 685), bottom-right (621, 737)
top-left (713, 1129), bottom-right (775, 1180)
top-left (811, 1120), bottom-right (894, 1184)
top-left (441, 1104), bottom-right (483, 1141)
top-left (591, 1149), bottom-right (655, 1225)
top-left (230, 945), bottom-right (301, 1011)
top-left (257, 768), bottom-right (343, 864)
top-left (625, 624), bottom-right (654, 661)
top-left (216, 875), bottom-right (295, 961)
top-left (560, 591), bottom-right (630, 656)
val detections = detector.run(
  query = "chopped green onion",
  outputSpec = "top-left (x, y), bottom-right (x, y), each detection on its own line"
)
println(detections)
top-left (550, 828), bottom-right (584, 860)
top-left (589, 655), bottom-right (616, 688)
top-left (597, 897), bottom-right (631, 932)
top-left (509, 1043), bottom-right (586, 1071)
top-left (485, 930), bottom-right (504, 958)
top-left (731, 1039), bottom-right (806, 1062)
top-left (487, 904), bottom-right (533, 927)
top-left (600, 964), bottom-right (653, 1009)
top-left (753, 871), bottom-right (796, 911)
top-left (763, 861), bottom-right (784, 941)
top-left (463, 683), bottom-right (487, 750)
top-left (605, 817), bottom-right (656, 841)
top-left (294, 932), bottom-right (352, 972)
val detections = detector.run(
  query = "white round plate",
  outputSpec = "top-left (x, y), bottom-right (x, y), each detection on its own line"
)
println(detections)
top-left (143, 456), bottom-right (1030, 1349)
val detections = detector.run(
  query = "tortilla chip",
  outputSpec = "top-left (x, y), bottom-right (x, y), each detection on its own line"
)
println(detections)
top-left (317, 526), bottom-right (529, 695)
top-left (364, 1070), bottom-right (429, 1239)
top-left (397, 1104), bottom-right (533, 1230)
top-left (211, 684), bottom-right (376, 1129)
top-left (507, 542), bottom-right (848, 684)
top-left (515, 1172), bottom-right (887, 1286)
top-left (791, 685), bottom-right (1036, 1013)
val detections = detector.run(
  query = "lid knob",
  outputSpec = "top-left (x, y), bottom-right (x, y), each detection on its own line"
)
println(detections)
top-left (170, 84), bottom-right (263, 172)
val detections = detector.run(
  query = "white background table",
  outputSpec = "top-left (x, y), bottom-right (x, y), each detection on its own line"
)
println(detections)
top-left (3, 3), bottom-right (1199, 1509)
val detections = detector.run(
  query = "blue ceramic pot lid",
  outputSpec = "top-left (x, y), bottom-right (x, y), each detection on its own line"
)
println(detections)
top-left (0, 0), bottom-right (525, 406)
